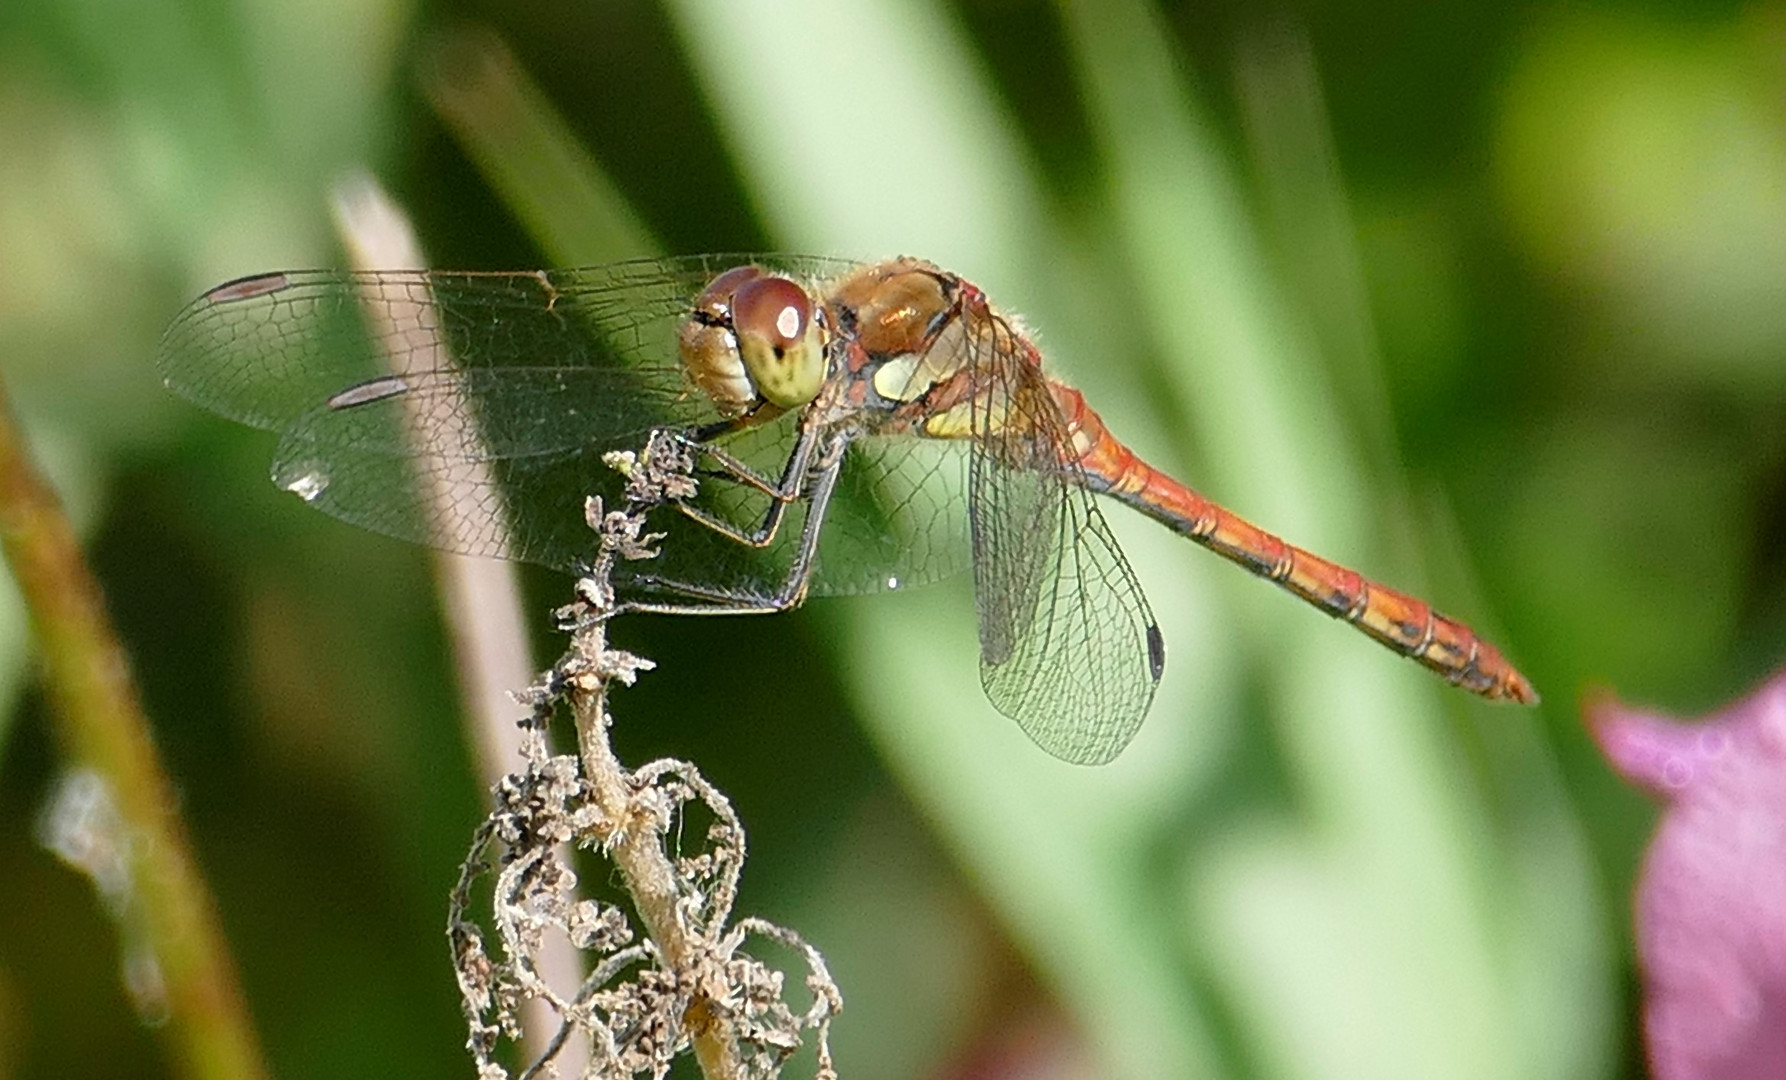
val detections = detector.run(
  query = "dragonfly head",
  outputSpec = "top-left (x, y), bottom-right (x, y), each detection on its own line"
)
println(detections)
top-left (680, 266), bottom-right (827, 415)
top-left (732, 274), bottom-right (826, 408)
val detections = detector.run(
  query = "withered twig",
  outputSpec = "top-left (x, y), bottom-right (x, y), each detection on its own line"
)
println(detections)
top-left (449, 431), bottom-right (839, 1080)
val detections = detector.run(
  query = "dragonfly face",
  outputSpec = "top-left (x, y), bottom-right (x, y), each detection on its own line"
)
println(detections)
top-left (678, 265), bottom-right (829, 415)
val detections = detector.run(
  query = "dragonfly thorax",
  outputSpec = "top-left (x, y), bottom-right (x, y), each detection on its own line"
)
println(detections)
top-left (678, 265), bottom-right (828, 415)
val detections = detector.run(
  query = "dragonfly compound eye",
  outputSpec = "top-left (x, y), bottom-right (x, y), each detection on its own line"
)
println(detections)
top-left (731, 276), bottom-right (825, 408)
top-left (679, 265), bottom-right (767, 415)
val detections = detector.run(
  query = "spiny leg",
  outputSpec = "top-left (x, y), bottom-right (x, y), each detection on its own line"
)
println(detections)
top-left (619, 432), bottom-right (852, 618)
top-left (664, 425), bottom-right (821, 551)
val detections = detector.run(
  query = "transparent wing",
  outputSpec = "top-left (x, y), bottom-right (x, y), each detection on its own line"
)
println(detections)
top-left (163, 259), bottom-right (774, 569)
top-left (159, 258), bottom-right (798, 430)
top-left (964, 307), bottom-right (1160, 765)
top-left (606, 419), bottom-right (973, 601)
top-left (159, 254), bottom-right (974, 588)
top-left (266, 364), bottom-right (700, 568)
top-left (812, 434), bottom-right (972, 595)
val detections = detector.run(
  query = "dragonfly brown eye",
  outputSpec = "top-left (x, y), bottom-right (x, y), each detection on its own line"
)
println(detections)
top-left (695, 265), bottom-right (765, 313)
top-left (732, 276), bottom-right (824, 407)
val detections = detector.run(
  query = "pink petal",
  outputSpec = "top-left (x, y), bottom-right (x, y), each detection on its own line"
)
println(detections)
top-left (1586, 671), bottom-right (1786, 1080)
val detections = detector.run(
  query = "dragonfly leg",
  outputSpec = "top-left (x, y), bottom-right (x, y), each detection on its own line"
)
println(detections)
top-left (611, 587), bottom-right (796, 617)
top-left (661, 406), bottom-right (801, 499)
top-left (669, 424), bottom-right (821, 551)
top-left (687, 440), bottom-right (797, 499)
top-left (617, 432), bottom-right (851, 618)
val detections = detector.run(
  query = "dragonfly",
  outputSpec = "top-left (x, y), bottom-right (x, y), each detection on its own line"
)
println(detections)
top-left (160, 255), bottom-right (1537, 765)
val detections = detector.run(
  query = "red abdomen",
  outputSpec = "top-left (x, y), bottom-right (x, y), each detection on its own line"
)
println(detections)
top-left (1049, 383), bottom-right (1537, 704)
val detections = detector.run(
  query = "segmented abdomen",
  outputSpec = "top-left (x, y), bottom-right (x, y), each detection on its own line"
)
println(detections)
top-left (1050, 383), bottom-right (1537, 704)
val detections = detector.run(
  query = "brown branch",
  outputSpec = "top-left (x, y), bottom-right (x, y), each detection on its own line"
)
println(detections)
top-left (561, 498), bottom-right (746, 1080)
top-left (446, 435), bottom-right (838, 1080)
top-left (0, 377), bottom-right (270, 1080)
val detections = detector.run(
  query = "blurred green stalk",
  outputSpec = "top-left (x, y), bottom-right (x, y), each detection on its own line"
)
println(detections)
top-left (422, 26), bottom-right (660, 265)
top-left (0, 378), bottom-right (270, 1080)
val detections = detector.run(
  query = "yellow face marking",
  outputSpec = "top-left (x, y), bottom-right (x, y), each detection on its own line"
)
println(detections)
top-left (740, 323), bottom-right (823, 407)
top-left (732, 275), bottom-right (826, 408)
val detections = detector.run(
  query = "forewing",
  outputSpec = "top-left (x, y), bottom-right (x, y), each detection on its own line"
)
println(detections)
top-left (158, 255), bottom-right (855, 572)
top-left (270, 365), bottom-right (694, 569)
top-left (965, 310), bottom-right (1160, 765)
top-left (164, 263), bottom-right (695, 427)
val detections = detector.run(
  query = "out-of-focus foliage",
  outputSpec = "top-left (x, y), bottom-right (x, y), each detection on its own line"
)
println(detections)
top-left (0, 0), bottom-right (1782, 1077)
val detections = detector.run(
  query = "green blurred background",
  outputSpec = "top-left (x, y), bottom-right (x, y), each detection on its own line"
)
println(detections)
top-left (2, 0), bottom-right (1784, 1077)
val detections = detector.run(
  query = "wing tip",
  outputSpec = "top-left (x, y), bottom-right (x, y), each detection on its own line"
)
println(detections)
top-left (201, 272), bottom-right (294, 304)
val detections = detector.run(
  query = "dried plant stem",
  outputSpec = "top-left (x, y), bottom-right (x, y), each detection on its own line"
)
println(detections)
top-left (564, 612), bottom-right (746, 1080)
top-left (451, 440), bottom-right (839, 1079)
top-left (0, 379), bottom-right (269, 1080)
